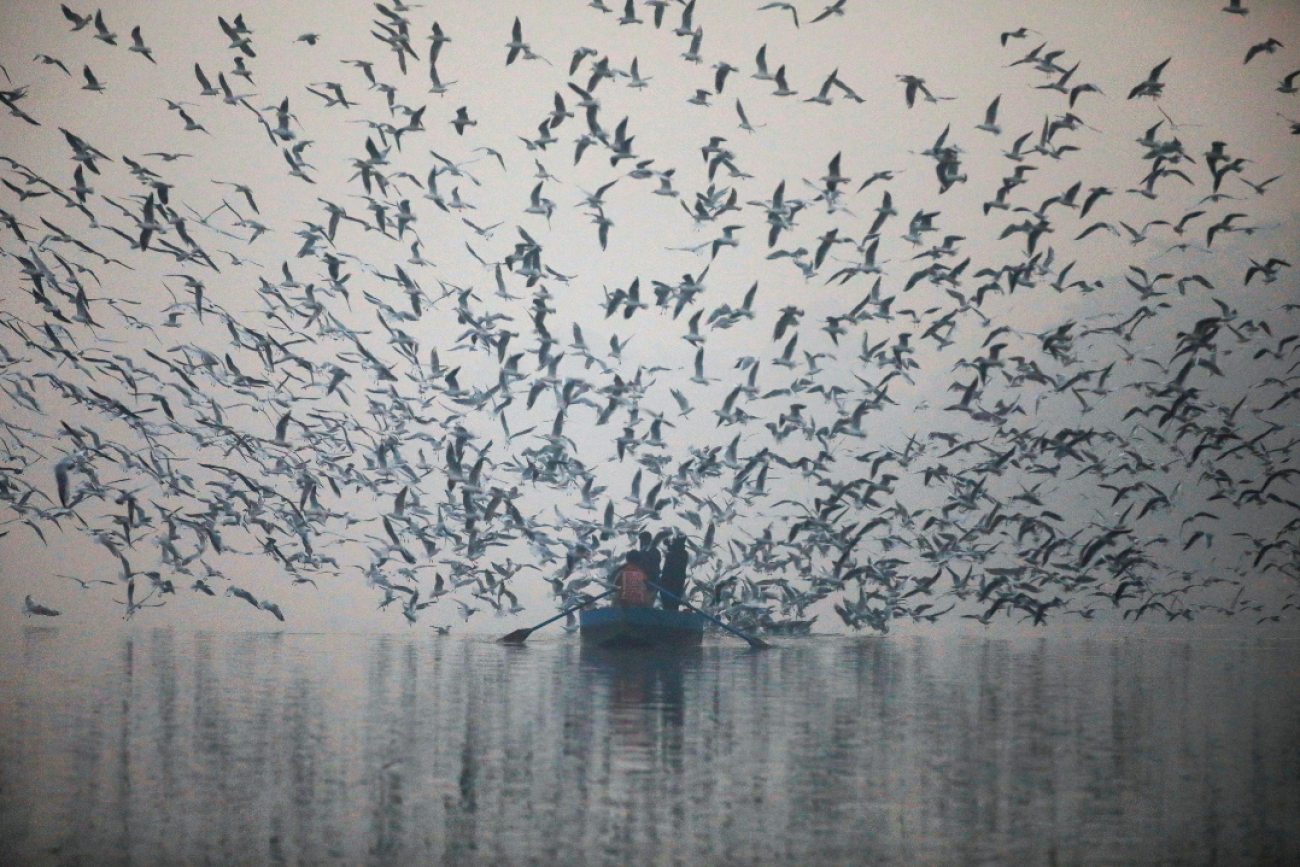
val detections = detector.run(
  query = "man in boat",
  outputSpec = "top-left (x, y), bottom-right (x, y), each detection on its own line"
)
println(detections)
top-left (614, 531), bottom-right (660, 607)
top-left (658, 533), bottom-right (688, 611)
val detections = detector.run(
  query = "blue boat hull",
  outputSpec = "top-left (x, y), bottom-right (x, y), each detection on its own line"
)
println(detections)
top-left (579, 607), bottom-right (705, 648)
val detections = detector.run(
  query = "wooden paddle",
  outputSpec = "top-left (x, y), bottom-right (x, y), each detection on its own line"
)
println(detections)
top-left (647, 581), bottom-right (772, 649)
top-left (498, 588), bottom-right (616, 644)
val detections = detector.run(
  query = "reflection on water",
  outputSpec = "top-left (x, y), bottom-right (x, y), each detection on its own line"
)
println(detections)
top-left (1, 630), bottom-right (1297, 866)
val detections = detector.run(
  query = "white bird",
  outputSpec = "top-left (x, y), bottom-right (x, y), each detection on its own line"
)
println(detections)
top-left (92, 9), bottom-right (117, 45)
top-left (753, 44), bottom-right (774, 81)
top-left (129, 26), bottom-right (156, 63)
top-left (505, 17), bottom-right (528, 65)
top-left (81, 65), bottom-right (106, 93)
top-left (736, 99), bottom-right (764, 132)
top-left (225, 585), bottom-right (259, 608)
top-left (811, 0), bottom-right (848, 23)
top-left (772, 65), bottom-right (796, 97)
top-left (24, 596), bottom-right (61, 617)
top-left (976, 94), bottom-right (1001, 134)
top-left (627, 56), bottom-right (652, 89)
top-left (758, 2), bottom-right (799, 28)
top-left (1127, 57), bottom-right (1171, 100)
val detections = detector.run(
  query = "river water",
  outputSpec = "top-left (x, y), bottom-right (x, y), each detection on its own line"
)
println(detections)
top-left (1, 628), bottom-right (1297, 866)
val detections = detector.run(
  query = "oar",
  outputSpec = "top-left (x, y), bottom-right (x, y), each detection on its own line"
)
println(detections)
top-left (647, 581), bottom-right (772, 650)
top-left (498, 588), bottom-right (616, 645)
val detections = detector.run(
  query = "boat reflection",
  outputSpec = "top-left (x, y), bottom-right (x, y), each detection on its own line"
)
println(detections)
top-left (578, 643), bottom-right (696, 768)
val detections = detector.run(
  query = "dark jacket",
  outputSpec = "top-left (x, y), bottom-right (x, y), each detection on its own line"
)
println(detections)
top-left (659, 536), bottom-right (688, 609)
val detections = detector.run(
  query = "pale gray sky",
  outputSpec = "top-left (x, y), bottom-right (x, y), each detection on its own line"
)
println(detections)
top-left (1, 0), bottom-right (1298, 635)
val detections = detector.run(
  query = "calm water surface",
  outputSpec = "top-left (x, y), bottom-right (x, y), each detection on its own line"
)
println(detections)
top-left (1, 629), bottom-right (1297, 866)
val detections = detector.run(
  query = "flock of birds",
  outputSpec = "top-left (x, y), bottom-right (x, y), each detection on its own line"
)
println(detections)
top-left (2, 1), bottom-right (1299, 633)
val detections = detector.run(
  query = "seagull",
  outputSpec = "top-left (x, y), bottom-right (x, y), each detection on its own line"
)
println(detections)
top-left (506, 17), bottom-right (528, 65)
top-left (805, 70), bottom-right (838, 105)
top-left (627, 56), bottom-right (652, 89)
top-left (811, 0), bottom-right (848, 23)
top-left (570, 46), bottom-right (598, 75)
top-left (212, 180), bottom-right (260, 213)
top-left (976, 95), bottom-right (1001, 134)
top-left (753, 44), bottom-right (774, 81)
top-left (81, 65), bottom-right (106, 93)
top-left (129, 26), bottom-right (156, 63)
top-left (758, 2), bottom-right (799, 28)
top-left (34, 54), bottom-right (70, 75)
top-left (174, 107), bottom-right (209, 134)
top-left (1127, 57), bottom-right (1171, 100)
top-left (680, 28), bottom-right (704, 64)
top-left (218, 15), bottom-right (256, 56)
top-left (451, 106), bottom-right (477, 135)
top-left (1206, 212), bottom-right (1247, 247)
top-left (591, 207), bottom-right (613, 250)
top-left (898, 74), bottom-right (935, 108)
top-left (1238, 174), bottom-right (1281, 195)
top-left (1245, 38), bottom-right (1283, 65)
top-left (231, 56), bottom-right (255, 83)
top-left (1069, 81), bottom-right (1104, 108)
top-left (92, 9), bottom-right (117, 45)
top-left (772, 65), bottom-right (797, 96)
top-left (691, 347), bottom-right (717, 384)
top-left (736, 99), bottom-right (764, 132)
top-left (23, 596), bottom-right (60, 617)
top-left (474, 146), bottom-right (507, 170)
top-left (61, 5), bottom-right (92, 31)
top-left (673, 0), bottom-right (697, 37)
top-left (1000, 27), bottom-right (1038, 46)
top-left (1119, 219), bottom-right (1169, 245)
top-left (194, 63), bottom-right (220, 97)
top-left (618, 0), bottom-right (643, 25)
top-left (225, 585), bottom-right (260, 608)
top-left (1244, 258), bottom-right (1290, 285)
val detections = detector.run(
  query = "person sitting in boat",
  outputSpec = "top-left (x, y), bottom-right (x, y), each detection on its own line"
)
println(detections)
top-left (658, 533), bottom-right (689, 611)
top-left (614, 531), bottom-right (660, 607)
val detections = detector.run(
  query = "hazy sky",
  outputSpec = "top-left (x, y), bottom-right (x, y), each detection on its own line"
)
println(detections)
top-left (1, 0), bottom-right (1298, 635)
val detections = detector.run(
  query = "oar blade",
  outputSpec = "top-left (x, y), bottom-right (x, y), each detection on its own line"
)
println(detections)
top-left (496, 587), bottom-right (616, 645)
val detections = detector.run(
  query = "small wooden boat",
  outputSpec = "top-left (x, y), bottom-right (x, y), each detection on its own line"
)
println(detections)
top-left (579, 606), bottom-right (706, 648)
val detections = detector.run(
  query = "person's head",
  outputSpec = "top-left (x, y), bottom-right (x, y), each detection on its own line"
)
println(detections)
top-left (638, 530), bottom-right (653, 549)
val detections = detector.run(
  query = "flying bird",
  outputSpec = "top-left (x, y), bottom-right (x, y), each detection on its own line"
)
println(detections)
top-left (81, 65), bottom-right (106, 93)
top-left (1244, 38), bottom-right (1283, 65)
top-left (976, 95), bottom-right (1001, 134)
top-left (1128, 57), bottom-right (1171, 100)
top-left (23, 596), bottom-right (60, 617)
top-left (129, 26), bottom-right (156, 63)
top-left (758, 2), bottom-right (799, 28)
top-left (451, 106), bottom-right (477, 135)
top-left (92, 9), bottom-right (117, 45)
top-left (811, 0), bottom-right (848, 23)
